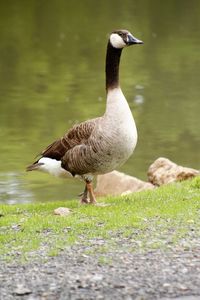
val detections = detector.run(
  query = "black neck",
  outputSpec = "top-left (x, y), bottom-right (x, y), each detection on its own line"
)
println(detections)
top-left (105, 42), bottom-right (122, 91)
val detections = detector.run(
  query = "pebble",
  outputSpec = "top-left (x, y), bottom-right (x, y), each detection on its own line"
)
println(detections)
top-left (13, 284), bottom-right (32, 295)
top-left (161, 297), bottom-right (200, 300)
top-left (91, 274), bottom-right (103, 282)
top-left (53, 207), bottom-right (71, 216)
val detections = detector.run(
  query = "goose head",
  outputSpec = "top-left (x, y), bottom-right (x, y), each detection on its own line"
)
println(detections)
top-left (109, 29), bottom-right (143, 49)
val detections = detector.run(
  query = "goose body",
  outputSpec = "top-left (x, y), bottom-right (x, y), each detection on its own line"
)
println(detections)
top-left (27, 30), bottom-right (143, 203)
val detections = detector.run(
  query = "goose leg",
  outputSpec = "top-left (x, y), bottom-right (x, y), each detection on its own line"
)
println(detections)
top-left (80, 185), bottom-right (89, 204)
top-left (86, 180), bottom-right (97, 204)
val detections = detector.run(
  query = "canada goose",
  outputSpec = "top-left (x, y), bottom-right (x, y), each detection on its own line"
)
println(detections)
top-left (27, 29), bottom-right (143, 204)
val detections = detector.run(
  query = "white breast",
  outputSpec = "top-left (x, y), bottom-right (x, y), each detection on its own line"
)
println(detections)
top-left (105, 87), bottom-right (137, 149)
top-left (98, 87), bottom-right (138, 172)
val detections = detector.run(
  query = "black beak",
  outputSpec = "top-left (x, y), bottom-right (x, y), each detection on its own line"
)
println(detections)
top-left (127, 34), bottom-right (143, 45)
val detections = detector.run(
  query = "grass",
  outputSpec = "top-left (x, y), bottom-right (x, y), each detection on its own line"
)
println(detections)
top-left (0, 177), bottom-right (200, 262)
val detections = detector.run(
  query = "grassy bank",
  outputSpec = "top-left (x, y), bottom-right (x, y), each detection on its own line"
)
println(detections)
top-left (0, 177), bottom-right (200, 262)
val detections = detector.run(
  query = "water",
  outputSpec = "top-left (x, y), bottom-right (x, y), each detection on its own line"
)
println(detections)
top-left (0, 0), bottom-right (200, 204)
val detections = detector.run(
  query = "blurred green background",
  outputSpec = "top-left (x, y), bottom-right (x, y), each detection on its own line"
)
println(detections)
top-left (0, 0), bottom-right (200, 203)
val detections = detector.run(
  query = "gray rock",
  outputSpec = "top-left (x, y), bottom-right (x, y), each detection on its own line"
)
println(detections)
top-left (161, 297), bottom-right (200, 300)
top-left (13, 284), bottom-right (32, 295)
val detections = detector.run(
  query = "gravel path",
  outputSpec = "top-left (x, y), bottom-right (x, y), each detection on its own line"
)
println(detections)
top-left (1, 239), bottom-right (200, 300)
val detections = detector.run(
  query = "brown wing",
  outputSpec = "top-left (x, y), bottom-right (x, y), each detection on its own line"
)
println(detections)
top-left (40, 118), bottom-right (99, 161)
top-left (61, 141), bottom-right (102, 176)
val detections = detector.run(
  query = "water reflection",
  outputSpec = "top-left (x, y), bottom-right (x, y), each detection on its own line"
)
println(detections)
top-left (0, 0), bottom-right (200, 203)
top-left (0, 172), bottom-right (33, 204)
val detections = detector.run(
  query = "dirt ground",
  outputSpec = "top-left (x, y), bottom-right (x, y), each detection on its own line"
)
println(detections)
top-left (1, 237), bottom-right (200, 300)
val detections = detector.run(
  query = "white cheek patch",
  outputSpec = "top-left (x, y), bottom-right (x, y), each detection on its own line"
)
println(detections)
top-left (110, 33), bottom-right (126, 49)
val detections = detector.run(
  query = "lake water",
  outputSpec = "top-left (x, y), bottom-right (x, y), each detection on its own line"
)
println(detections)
top-left (0, 0), bottom-right (200, 204)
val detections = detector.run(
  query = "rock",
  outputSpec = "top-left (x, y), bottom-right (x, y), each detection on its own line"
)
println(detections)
top-left (148, 157), bottom-right (200, 186)
top-left (161, 297), bottom-right (200, 300)
top-left (54, 207), bottom-right (71, 216)
top-left (163, 282), bottom-right (171, 288)
top-left (91, 274), bottom-right (103, 282)
top-left (95, 171), bottom-right (154, 196)
top-left (178, 284), bottom-right (189, 291)
top-left (13, 284), bottom-right (32, 295)
top-left (113, 282), bottom-right (126, 288)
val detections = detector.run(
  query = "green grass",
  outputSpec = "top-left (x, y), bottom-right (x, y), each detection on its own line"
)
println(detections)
top-left (0, 177), bottom-right (200, 262)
